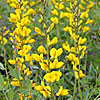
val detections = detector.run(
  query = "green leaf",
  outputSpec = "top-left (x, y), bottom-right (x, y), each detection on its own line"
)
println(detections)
top-left (0, 62), bottom-right (4, 70)
top-left (59, 78), bottom-right (64, 86)
top-left (0, 75), bottom-right (4, 90)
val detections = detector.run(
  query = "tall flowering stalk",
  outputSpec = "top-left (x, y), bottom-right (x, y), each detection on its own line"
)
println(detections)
top-left (33, 0), bottom-right (68, 99)
top-left (62, 0), bottom-right (94, 99)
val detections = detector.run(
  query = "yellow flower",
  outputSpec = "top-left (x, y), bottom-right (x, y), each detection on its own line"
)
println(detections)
top-left (50, 59), bottom-right (64, 69)
top-left (75, 70), bottom-right (85, 79)
top-left (78, 37), bottom-right (87, 45)
top-left (62, 41), bottom-right (70, 52)
top-left (39, 62), bottom-right (48, 71)
top-left (44, 72), bottom-right (56, 83)
top-left (56, 86), bottom-right (68, 96)
top-left (51, 9), bottom-right (58, 16)
top-left (11, 78), bottom-right (20, 87)
top-left (87, 1), bottom-right (94, 8)
top-left (32, 54), bottom-right (42, 62)
top-left (47, 23), bottom-right (54, 33)
top-left (86, 19), bottom-right (94, 24)
top-left (37, 45), bottom-right (46, 54)
top-left (60, 12), bottom-right (67, 18)
top-left (51, 70), bottom-right (62, 81)
top-left (2, 38), bottom-right (7, 45)
top-left (22, 26), bottom-right (31, 37)
top-left (35, 27), bottom-right (44, 36)
top-left (51, 17), bottom-right (58, 24)
top-left (83, 26), bottom-right (89, 33)
top-left (18, 58), bottom-right (24, 63)
top-left (8, 59), bottom-right (16, 65)
top-left (44, 70), bottom-right (62, 82)
top-left (50, 48), bottom-right (63, 59)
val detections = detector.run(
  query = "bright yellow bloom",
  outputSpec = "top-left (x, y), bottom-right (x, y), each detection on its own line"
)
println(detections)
top-left (44, 70), bottom-right (62, 82)
top-left (22, 26), bottom-right (31, 37)
top-left (51, 17), bottom-right (58, 24)
top-left (37, 45), bottom-right (46, 54)
top-left (50, 59), bottom-right (64, 69)
top-left (50, 48), bottom-right (63, 59)
top-left (83, 26), bottom-right (89, 33)
top-left (8, 59), bottom-right (16, 65)
top-left (39, 62), bottom-right (48, 71)
top-left (35, 27), bottom-right (44, 36)
top-left (51, 9), bottom-right (58, 16)
top-left (47, 23), bottom-right (54, 33)
top-left (78, 37), bottom-right (87, 45)
top-left (32, 54), bottom-right (42, 62)
top-left (87, 1), bottom-right (94, 8)
top-left (56, 86), bottom-right (68, 96)
top-left (62, 41), bottom-right (70, 52)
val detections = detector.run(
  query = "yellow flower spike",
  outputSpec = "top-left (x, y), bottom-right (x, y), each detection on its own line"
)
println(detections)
top-left (35, 27), bottom-right (44, 36)
top-left (32, 54), bottom-right (42, 62)
top-left (39, 62), bottom-right (48, 71)
top-left (49, 37), bottom-right (58, 46)
top-left (51, 17), bottom-right (58, 24)
top-left (44, 72), bottom-right (56, 83)
top-left (56, 86), bottom-right (69, 96)
top-left (50, 58), bottom-right (64, 69)
top-left (8, 59), bottom-right (16, 65)
top-left (83, 26), bottom-right (89, 33)
top-left (47, 23), bottom-right (54, 33)
top-left (37, 45), bottom-right (46, 54)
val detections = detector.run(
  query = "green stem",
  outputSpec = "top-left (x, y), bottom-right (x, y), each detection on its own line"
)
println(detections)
top-left (3, 89), bottom-right (8, 100)
top-left (94, 93), bottom-right (100, 100)
top-left (78, 76), bottom-right (82, 100)
top-left (50, 83), bottom-right (55, 100)
top-left (3, 46), bottom-right (11, 89)
top-left (73, 78), bottom-right (77, 100)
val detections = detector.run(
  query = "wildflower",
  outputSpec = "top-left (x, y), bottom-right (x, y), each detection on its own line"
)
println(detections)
top-left (51, 17), bottom-right (58, 24)
top-left (50, 48), bottom-right (63, 59)
top-left (47, 23), bottom-right (54, 33)
top-left (8, 59), bottom-right (16, 65)
top-left (37, 45), bottom-right (46, 54)
top-left (50, 59), bottom-right (64, 69)
top-left (83, 26), bottom-right (89, 33)
top-left (56, 86), bottom-right (68, 96)
top-left (35, 27), bottom-right (44, 36)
